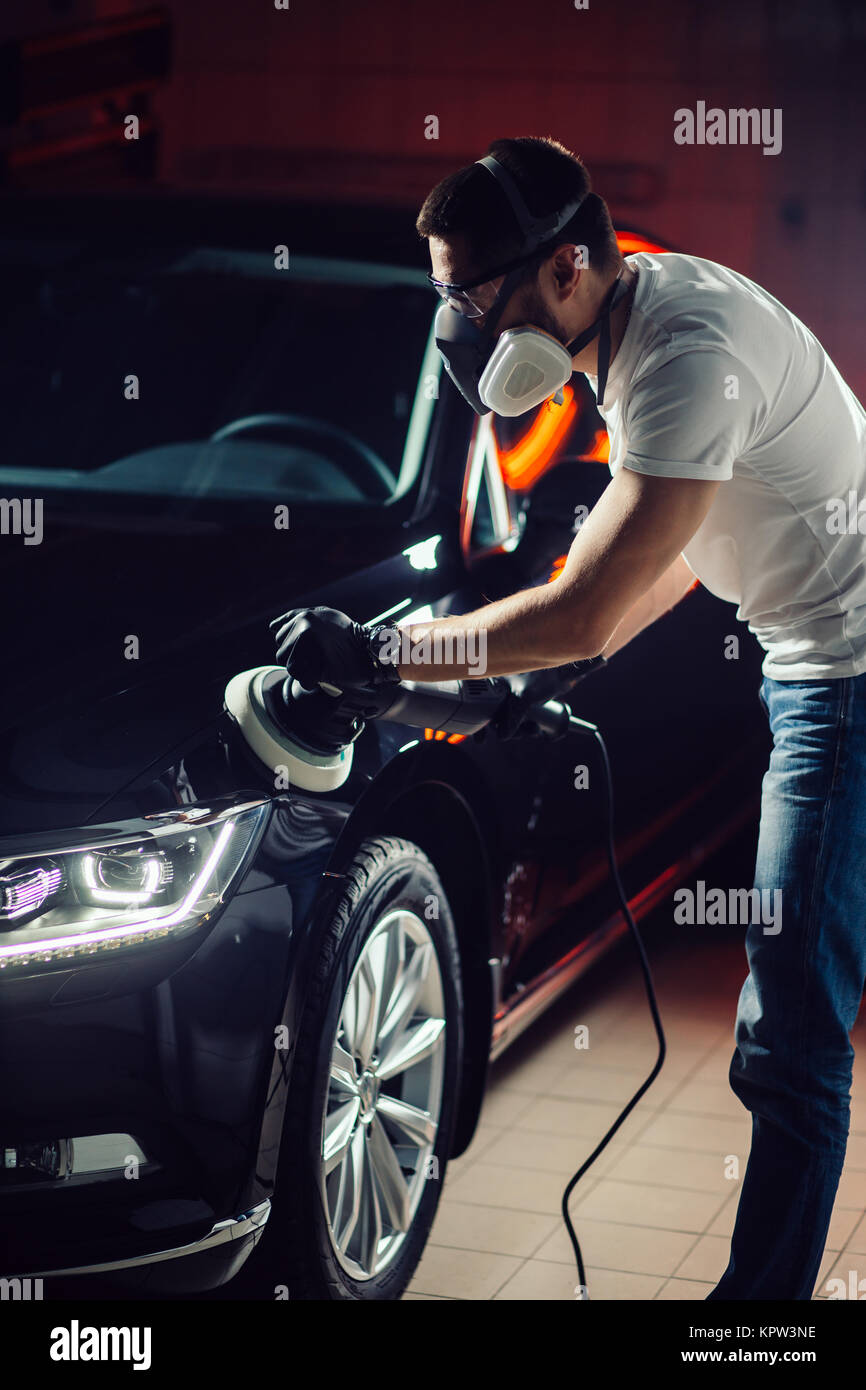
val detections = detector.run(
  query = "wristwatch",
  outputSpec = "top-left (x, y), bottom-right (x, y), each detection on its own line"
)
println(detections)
top-left (364, 624), bottom-right (405, 684)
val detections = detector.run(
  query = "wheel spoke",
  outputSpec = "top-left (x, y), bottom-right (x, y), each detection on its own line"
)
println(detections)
top-left (359, 1136), bottom-right (384, 1272)
top-left (377, 1094), bottom-right (438, 1147)
top-left (334, 1127), bottom-right (366, 1251)
top-left (341, 972), bottom-right (360, 1055)
top-left (355, 934), bottom-right (388, 1067)
top-left (377, 1015), bottom-right (445, 1081)
top-left (367, 1116), bottom-right (411, 1233)
top-left (377, 942), bottom-right (432, 1057)
top-left (376, 918), bottom-right (405, 1039)
top-left (330, 1041), bottom-right (359, 1098)
top-left (323, 1097), bottom-right (361, 1175)
top-left (331, 1137), bottom-right (350, 1242)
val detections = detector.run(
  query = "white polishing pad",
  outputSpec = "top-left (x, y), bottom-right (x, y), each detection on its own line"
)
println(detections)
top-left (224, 666), bottom-right (354, 792)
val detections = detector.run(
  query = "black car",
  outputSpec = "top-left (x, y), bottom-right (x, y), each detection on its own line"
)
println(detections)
top-left (0, 193), bottom-right (766, 1300)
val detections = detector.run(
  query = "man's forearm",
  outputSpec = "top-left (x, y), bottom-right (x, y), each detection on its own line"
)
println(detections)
top-left (393, 580), bottom-right (603, 682)
top-left (388, 465), bottom-right (713, 684)
top-left (389, 553), bottom-right (698, 682)
top-left (278, 469), bottom-right (716, 690)
top-left (602, 554), bottom-right (698, 658)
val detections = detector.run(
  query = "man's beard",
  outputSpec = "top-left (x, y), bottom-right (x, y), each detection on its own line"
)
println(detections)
top-left (519, 283), bottom-right (570, 347)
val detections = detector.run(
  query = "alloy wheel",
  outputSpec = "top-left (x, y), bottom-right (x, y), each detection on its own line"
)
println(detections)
top-left (319, 908), bottom-right (446, 1280)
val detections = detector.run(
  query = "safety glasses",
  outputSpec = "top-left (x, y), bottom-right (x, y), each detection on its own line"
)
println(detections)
top-left (426, 247), bottom-right (542, 318)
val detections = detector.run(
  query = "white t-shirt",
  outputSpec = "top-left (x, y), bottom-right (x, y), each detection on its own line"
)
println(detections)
top-left (591, 251), bottom-right (866, 680)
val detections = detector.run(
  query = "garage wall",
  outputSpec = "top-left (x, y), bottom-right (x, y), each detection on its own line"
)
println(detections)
top-left (3, 0), bottom-right (863, 396)
top-left (150, 0), bottom-right (866, 396)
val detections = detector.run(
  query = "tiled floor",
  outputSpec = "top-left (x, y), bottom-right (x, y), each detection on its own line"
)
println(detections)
top-left (406, 907), bottom-right (866, 1301)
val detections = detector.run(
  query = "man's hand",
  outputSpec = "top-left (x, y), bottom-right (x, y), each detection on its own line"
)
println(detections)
top-left (270, 607), bottom-right (382, 690)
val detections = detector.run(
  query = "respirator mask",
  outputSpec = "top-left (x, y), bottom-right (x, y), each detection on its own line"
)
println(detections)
top-left (432, 155), bottom-right (631, 416)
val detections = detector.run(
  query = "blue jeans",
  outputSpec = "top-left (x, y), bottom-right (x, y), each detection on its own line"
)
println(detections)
top-left (707, 671), bottom-right (866, 1301)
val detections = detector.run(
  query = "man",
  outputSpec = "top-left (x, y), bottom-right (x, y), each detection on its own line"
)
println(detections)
top-left (274, 136), bottom-right (866, 1301)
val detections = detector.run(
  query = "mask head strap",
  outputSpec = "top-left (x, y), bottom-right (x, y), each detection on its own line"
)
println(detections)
top-left (476, 263), bottom-right (532, 349)
top-left (467, 156), bottom-right (587, 350)
top-left (474, 156), bottom-right (587, 252)
top-left (565, 270), bottom-right (632, 408)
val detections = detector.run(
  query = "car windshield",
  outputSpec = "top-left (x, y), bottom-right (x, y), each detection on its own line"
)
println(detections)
top-left (0, 242), bottom-right (440, 506)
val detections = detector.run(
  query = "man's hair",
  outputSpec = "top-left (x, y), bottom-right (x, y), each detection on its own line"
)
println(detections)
top-left (416, 136), bottom-right (620, 279)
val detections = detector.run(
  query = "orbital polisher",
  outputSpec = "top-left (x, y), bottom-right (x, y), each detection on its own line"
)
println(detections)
top-left (224, 662), bottom-right (584, 792)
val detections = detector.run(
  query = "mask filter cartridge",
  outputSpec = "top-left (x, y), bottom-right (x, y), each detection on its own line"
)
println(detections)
top-left (477, 327), bottom-right (575, 417)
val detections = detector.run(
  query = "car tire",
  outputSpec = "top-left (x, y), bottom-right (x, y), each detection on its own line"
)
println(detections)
top-left (246, 835), bottom-right (464, 1300)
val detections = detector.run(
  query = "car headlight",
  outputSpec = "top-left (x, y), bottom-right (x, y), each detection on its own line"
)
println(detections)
top-left (0, 797), bottom-right (269, 972)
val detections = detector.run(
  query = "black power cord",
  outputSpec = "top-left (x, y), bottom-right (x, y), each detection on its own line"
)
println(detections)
top-left (562, 714), bottom-right (667, 1299)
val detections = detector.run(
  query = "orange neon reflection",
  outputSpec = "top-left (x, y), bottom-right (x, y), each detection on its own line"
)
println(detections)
top-left (615, 232), bottom-right (669, 257)
top-left (548, 554), bottom-right (568, 583)
top-left (493, 384), bottom-right (577, 491)
top-left (584, 427), bottom-right (610, 462)
top-left (424, 729), bottom-right (466, 743)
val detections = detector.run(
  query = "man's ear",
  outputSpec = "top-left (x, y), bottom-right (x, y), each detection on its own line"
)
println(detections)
top-left (549, 243), bottom-right (582, 299)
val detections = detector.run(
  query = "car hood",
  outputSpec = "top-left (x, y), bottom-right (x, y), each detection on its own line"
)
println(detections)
top-left (0, 503), bottom-right (394, 834)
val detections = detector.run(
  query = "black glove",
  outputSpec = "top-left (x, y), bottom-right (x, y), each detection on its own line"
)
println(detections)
top-left (270, 607), bottom-right (389, 691)
top-left (492, 655), bottom-right (608, 741)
